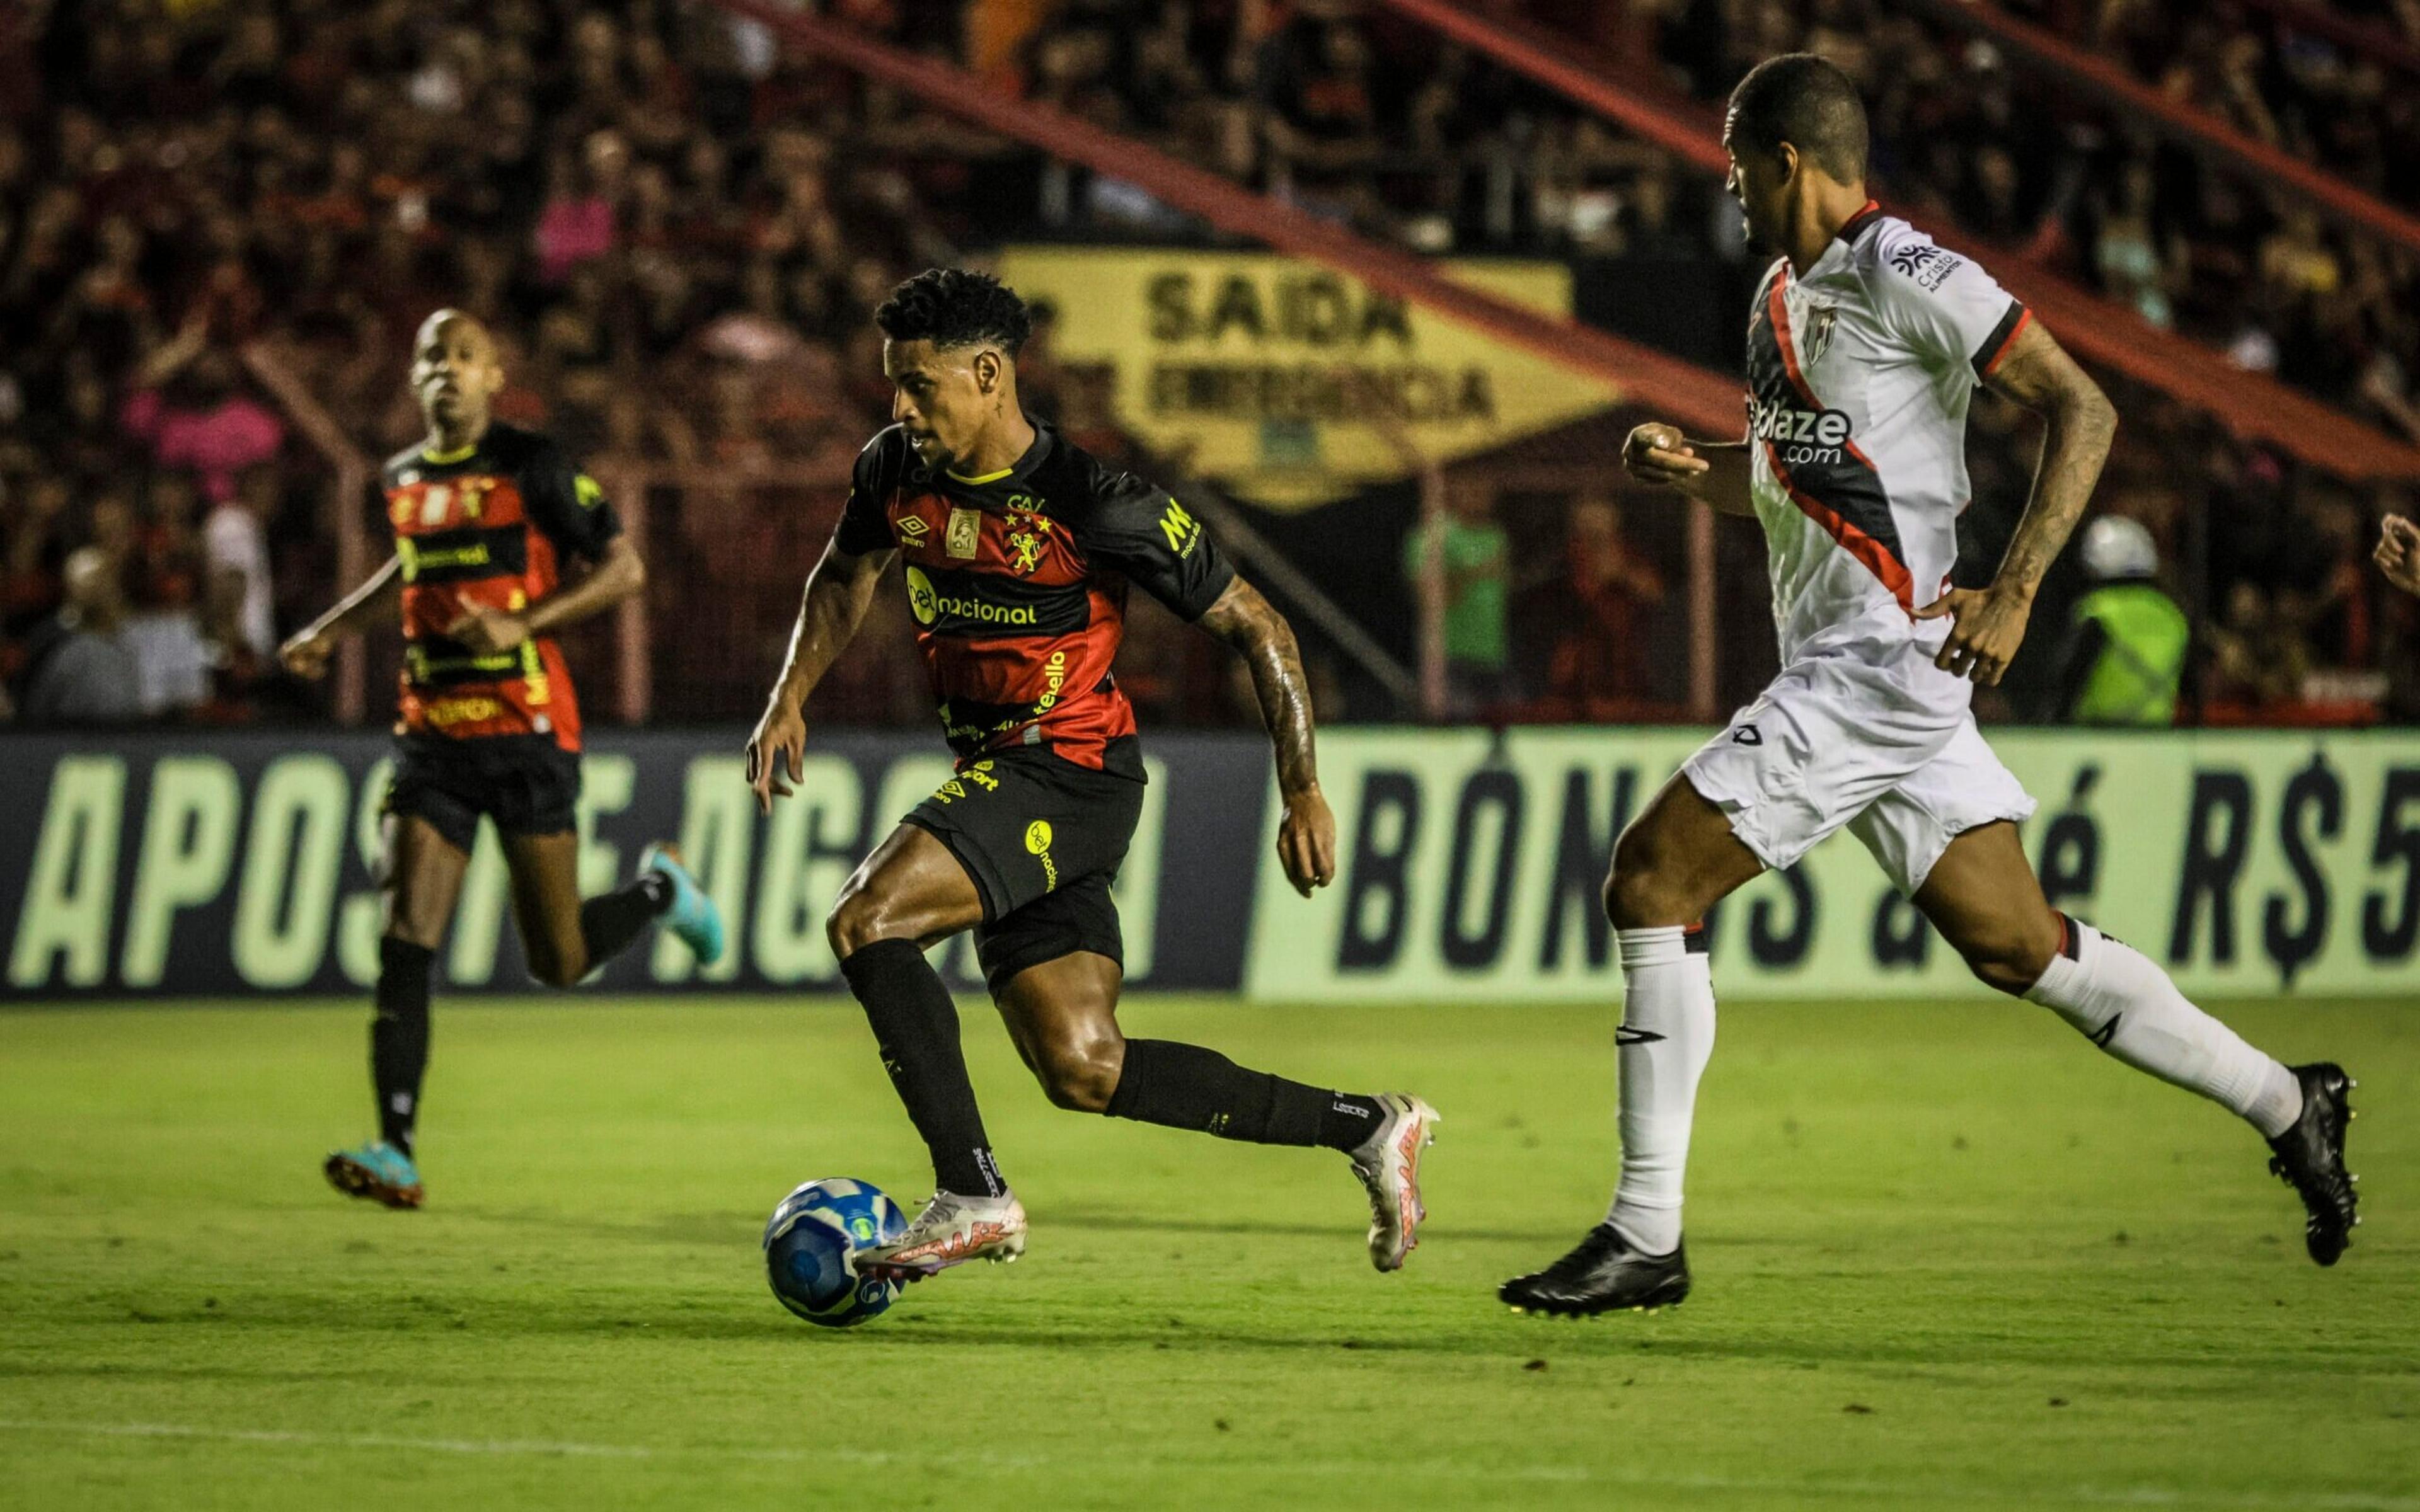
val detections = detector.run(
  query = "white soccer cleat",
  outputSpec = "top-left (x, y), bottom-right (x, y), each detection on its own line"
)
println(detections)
top-left (854, 1189), bottom-right (1028, 1279)
top-left (1349, 1094), bottom-right (1441, 1273)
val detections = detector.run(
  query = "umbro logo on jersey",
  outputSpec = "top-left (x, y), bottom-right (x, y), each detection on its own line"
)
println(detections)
top-left (1732, 724), bottom-right (1763, 746)
top-left (1887, 241), bottom-right (1963, 291)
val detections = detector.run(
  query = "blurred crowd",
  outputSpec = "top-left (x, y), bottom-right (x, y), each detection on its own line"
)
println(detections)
top-left (981, 0), bottom-right (2420, 720)
top-left (3, 0), bottom-right (2414, 730)
top-left (985, 0), bottom-right (2420, 442)
top-left (2015, 0), bottom-right (2420, 211)
top-left (2, 0), bottom-right (999, 727)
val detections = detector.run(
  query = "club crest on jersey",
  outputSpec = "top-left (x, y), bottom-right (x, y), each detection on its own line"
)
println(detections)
top-left (1804, 304), bottom-right (1838, 365)
top-left (946, 507), bottom-right (981, 559)
top-left (1007, 529), bottom-right (1044, 575)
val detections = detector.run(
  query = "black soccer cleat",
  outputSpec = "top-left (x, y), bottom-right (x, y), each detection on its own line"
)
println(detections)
top-left (2267, 1062), bottom-right (2359, 1266)
top-left (1500, 1225), bottom-right (1690, 1317)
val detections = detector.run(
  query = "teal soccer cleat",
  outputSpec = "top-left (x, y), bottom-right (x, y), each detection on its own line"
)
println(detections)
top-left (324, 1139), bottom-right (424, 1209)
top-left (640, 842), bottom-right (724, 965)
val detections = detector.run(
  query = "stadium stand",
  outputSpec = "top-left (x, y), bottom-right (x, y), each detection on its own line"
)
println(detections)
top-left (3, 0), bottom-right (2414, 728)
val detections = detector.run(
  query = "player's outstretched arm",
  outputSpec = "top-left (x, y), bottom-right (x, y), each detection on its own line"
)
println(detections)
top-left (747, 539), bottom-right (893, 813)
top-left (1916, 320), bottom-right (2118, 685)
top-left (279, 554), bottom-right (403, 680)
top-left (1622, 423), bottom-right (1753, 517)
top-left (1197, 576), bottom-right (1337, 898)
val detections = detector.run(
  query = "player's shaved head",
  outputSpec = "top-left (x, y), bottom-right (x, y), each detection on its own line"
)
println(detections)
top-left (410, 307), bottom-right (505, 444)
top-left (416, 307), bottom-right (497, 358)
top-left (1726, 53), bottom-right (1868, 183)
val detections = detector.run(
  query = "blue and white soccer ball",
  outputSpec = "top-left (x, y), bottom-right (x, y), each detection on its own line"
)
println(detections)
top-left (763, 1177), bottom-right (910, 1328)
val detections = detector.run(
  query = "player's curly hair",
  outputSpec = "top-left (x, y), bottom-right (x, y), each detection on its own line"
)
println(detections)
top-left (873, 268), bottom-right (1033, 353)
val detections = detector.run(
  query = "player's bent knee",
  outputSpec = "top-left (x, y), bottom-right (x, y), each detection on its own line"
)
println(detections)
top-left (1952, 905), bottom-right (2063, 997)
top-left (824, 887), bottom-right (899, 962)
top-left (521, 936), bottom-right (586, 988)
top-left (527, 953), bottom-right (583, 989)
top-left (1606, 820), bottom-right (1707, 929)
top-left (383, 920), bottom-right (446, 954)
top-left (1032, 1031), bottom-right (1124, 1114)
top-left (1605, 842), bottom-right (1679, 931)
top-left (1962, 937), bottom-right (2053, 997)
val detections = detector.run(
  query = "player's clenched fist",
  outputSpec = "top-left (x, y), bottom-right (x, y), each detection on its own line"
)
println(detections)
top-left (1622, 423), bottom-right (1712, 488)
top-left (279, 628), bottom-right (336, 680)
top-left (1277, 786), bottom-right (1337, 898)
top-left (446, 605), bottom-right (529, 655)
top-left (2376, 514), bottom-right (2420, 598)
top-left (745, 699), bottom-right (808, 815)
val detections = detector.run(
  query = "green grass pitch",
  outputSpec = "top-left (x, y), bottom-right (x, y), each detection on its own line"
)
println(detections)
top-left (1, 995), bottom-right (2414, 1510)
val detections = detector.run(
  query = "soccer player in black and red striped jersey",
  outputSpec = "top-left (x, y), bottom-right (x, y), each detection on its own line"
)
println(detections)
top-left (282, 311), bottom-right (724, 1209)
top-left (747, 269), bottom-right (1439, 1278)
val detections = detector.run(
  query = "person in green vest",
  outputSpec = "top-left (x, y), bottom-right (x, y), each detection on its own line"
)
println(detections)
top-left (2054, 515), bottom-right (2189, 726)
top-left (1402, 478), bottom-right (1510, 718)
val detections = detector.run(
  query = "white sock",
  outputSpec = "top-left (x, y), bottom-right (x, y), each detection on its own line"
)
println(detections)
top-left (2025, 919), bottom-right (2302, 1137)
top-left (1604, 926), bottom-right (1716, 1255)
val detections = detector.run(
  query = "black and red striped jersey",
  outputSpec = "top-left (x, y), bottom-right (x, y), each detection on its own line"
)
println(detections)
top-left (379, 422), bottom-right (620, 752)
top-left (833, 423), bottom-right (1235, 769)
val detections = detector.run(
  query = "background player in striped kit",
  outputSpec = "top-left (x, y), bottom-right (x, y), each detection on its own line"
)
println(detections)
top-left (282, 311), bottom-right (724, 1208)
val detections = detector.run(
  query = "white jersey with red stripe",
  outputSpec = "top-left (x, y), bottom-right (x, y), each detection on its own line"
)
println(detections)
top-left (1743, 205), bottom-right (2029, 667)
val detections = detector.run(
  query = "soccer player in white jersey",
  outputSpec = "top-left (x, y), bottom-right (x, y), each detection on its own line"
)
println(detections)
top-left (1501, 54), bottom-right (2358, 1317)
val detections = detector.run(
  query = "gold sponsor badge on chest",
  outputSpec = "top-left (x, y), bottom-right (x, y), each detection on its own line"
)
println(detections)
top-left (945, 507), bottom-right (982, 559)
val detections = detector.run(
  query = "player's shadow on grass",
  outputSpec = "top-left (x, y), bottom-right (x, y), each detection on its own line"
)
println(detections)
top-left (1044, 1208), bottom-right (1574, 1246)
top-left (527, 1208), bottom-right (1580, 1249)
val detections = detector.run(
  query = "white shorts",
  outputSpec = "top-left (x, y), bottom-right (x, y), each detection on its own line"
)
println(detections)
top-left (1681, 641), bottom-right (2037, 896)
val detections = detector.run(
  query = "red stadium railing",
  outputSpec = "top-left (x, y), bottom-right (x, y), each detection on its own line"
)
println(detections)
top-left (1374, 0), bottom-right (2420, 485)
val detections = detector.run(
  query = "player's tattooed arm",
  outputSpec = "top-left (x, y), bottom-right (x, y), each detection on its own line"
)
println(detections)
top-left (279, 554), bottom-right (403, 680)
top-left (1622, 424), bottom-right (1754, 517)
top-left (454, 536), bottom-right (647, 653)
top-left (747, 539), bottom-right (895, 813)
top-left (1916, 319), bottom-right (2117, 685)
top-left (1197, 576), bottom-right (1338, 896)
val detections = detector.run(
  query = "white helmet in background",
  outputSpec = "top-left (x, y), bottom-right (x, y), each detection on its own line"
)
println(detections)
top-left (2081, 516), bottom-right (2158, 581)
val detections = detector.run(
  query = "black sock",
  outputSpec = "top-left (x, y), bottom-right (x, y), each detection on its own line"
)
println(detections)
top-left (578, 872), bottom-right (671, 965)
top-left (1318, 1092), bottom-right (1386, 1152)
top-left (372, 937), bottom-right (433, 1155)
top-left (1106, 1039), bottom-right (1380, 1152)
top-left (838, 938), bottom-right (1002, 1197)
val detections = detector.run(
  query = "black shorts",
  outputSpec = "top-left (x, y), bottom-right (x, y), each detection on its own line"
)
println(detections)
top-left (384, 734), bottom-right (583, 852)
top-left (902, 737), bottom-right (1148, 995)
